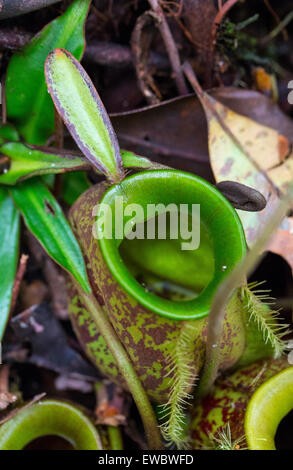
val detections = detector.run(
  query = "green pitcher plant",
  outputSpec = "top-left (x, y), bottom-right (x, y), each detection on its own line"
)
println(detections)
top-left (190, 358), bottom-right (293, 450)
top-left (44, 48), bottom-right (288, 447)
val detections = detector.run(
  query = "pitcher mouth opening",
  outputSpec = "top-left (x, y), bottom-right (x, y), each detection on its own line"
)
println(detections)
top-left (275, 409), bottom-right (293, 450)
top-left (24, 435), bottom-right (75, 451)
top-left (119, 211), bottom-right (215, 302)
top-left (96, 170), bottom-right (246, 321)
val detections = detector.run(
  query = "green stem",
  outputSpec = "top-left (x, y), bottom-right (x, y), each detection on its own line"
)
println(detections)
top-left (75, 283), bottom-right (163, 450)
top-left (108, 426), bottom-right (124, 450)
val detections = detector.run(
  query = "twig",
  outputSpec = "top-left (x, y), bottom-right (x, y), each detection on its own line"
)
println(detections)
top-left (207, 0), bottom-right (240, 86)
top-left (0, 393), bottom-right (46, 426)
top-left (172, 15), bottom-right (209, 52)
top-left (160, 0), bottom-right (183, 18)
top-left (263, 0), bottom-right (288, 41)
top-left (148, 0), bottom-right (188, 95)
top-left (131, 11), bottom-right (162, 104)
top-left (9, 254), bottom-right (29, 315)
top-left (262, 10), bottom-right (293, 44)
top-left (213, 0), bottom-right (240, 32)
top-left (90, 5), bottom-right (108, 23)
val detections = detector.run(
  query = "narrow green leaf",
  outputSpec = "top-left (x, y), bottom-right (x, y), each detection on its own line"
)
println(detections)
top-left (0, 139), bottom-right (163, 187)
top-left (45, 48), bottom-right (124, 183)
top-left (0, 188), bottom-right (20, 340)
top-left (10, 179), bottom-right (91, 293)
top-left (121, 150), bottom-right (167, 170)
top-left (0, 142), bottom-right (88, 185)
top-left (6, 0), bottom-right (90, 145)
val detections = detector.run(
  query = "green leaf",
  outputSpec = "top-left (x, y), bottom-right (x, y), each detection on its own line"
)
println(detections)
top-left (0, 139), bottom-right (165, 187)
top-left (0, 188), bottom-right (20, 340)
top-left (0, 142), bottom-right (88, 185)
top-left (62, 171), bottom-right (90, 206)
top-left (45, 48), bottom-right (124, 183)
top-left (42, 174), bottom-right (56, 188)
top-left (6, 0), bottom-right (90, 145)
top-left (0, 124), bottom-right (19, 144)
top-left (10, 179), bottom-right (91, 293)
top-left (121, 150), bottom-right (167, 170)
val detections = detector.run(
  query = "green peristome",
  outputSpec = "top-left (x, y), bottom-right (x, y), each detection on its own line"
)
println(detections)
top-left (67, 173), bottom-right (252, 403)
top-left (5, 0), bottom-right (90, 145)
top-left (0, 400), bottom-right (102, 450)
top-left (97, 170), bottom-right (246, 321)
top-left (245, 365), bottom-right (293, 449)
top-left (189, 359), bottom-right (293, 450)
